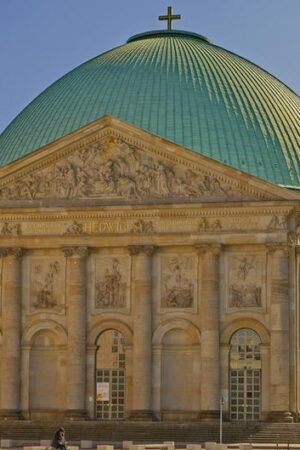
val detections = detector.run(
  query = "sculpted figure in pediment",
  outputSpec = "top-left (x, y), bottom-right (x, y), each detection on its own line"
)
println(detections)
top-left (0, 137), bottom-right (254, 202)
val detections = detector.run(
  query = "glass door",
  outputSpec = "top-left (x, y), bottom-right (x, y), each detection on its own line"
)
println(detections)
top-left (96, 368), bottom-right (125, 420)
top-left (229, 328), bottom-right (261, 421)
top-left (96, 330), bottom-right (126, 420)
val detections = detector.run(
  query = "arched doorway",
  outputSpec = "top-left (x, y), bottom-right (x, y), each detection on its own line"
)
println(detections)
top-left (95, 330), bottom-right (126, 420)
top-left (161, 328), bottom-right (199, 413)
top-left (29, 329), bottom-right (66, 412)
top-left (229, 328), bottom-right (261, 421)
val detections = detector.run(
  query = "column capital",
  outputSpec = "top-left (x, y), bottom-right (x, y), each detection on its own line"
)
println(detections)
top-left (195, 243), bottom-right (222, 256)
top-left (128, 245), bottom-right (155, 257)
top-left (0, 247), bottom-right (22, 258)
top-left (266, 242), bottom-right (291, 255)
top-left (62, 246), bottom-right (89, 258)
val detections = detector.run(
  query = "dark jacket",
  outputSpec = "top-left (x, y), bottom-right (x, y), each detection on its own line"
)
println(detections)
top-left (52, 430), bottom-right (67, 450)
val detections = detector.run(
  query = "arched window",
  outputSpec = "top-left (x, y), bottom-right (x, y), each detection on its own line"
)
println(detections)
top-left (229, 328), bottom-right (261, 421)
top-left (95, 330), bottom-right (125, 420)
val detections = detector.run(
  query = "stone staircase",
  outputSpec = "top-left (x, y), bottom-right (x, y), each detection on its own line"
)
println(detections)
top-left (0, 422), bottom-right (300, 445)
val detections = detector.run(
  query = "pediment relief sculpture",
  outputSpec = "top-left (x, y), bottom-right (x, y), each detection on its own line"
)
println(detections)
top-left (0, 135), bottom-right (270, 203)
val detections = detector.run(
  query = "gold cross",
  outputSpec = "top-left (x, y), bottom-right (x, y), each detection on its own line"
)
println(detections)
top-left (158, 6), bottom-right (181, 32)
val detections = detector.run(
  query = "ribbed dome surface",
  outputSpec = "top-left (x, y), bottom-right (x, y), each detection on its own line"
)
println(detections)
top-left (0, 30), bottom-right (299, 188)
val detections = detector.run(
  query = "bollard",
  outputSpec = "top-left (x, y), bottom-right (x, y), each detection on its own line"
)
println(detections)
top-left (97, 446), bottom-right (114, 450)
top-left (187, 445), bottom-right (202, 450)
top-left (205, 443), bottom-right (216, 450)
top-left (81, 442), bottom-right (93, 449)
top-left (163, 442), bottom-right (175, 450)
top-left (123, 443), bottom-right (133, 450)
top-left (1, 440), bottom-right (13, 448)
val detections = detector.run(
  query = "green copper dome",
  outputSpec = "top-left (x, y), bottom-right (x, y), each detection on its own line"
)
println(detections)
top-left (0, 30), bottom-right (299, 188)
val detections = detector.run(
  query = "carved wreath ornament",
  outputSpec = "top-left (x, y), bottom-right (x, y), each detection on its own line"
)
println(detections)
top-left (0, 138), bottom-right (247, 201)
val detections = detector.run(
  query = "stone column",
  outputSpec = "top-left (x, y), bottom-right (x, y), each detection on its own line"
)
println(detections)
top-left (0, 248), bottom-right (22, 418)
top-left (267, 243), bottom-right (292, 422)
top-left (196, 244), bottom-right (222, 419)
top-left (63, 246), bottom-right (88, 419)
top-left (128, 245), bottom-right (154, 419)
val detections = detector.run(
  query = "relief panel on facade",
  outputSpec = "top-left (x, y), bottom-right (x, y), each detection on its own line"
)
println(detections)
top-left (226, 253), bottom-right (265, 311)
top-left (30, 258), bottom-right (65, 313)
top-left (94, 256), bottom-right (130, 311)
top-left (160, 255), bottom-right (197, 310)
top-left (0, 136), bottom-right (264, 202)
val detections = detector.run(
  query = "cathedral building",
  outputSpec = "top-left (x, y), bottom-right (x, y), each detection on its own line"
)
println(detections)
top-left (0, 13), bottom-right (299, 422)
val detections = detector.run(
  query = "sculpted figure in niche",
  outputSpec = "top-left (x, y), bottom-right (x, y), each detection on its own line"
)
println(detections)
top-left (32, 261), bottom-right (62, 310)
top-left (161, 256), bottom-right (194, 308)
top-left (95, 258), bottom-right (127, 308)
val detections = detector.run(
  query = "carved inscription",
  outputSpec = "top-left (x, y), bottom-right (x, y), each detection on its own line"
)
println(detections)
top-left (228, 254), bottom-right (264, 308)
top-left (30, 258), bottom-right (65, 312)
top-left (161, 255), bottom-right (195, 308)
top-left (0, 137), bottom-right (252, 202)
top-left (95, 256), bottom-right (130, 309)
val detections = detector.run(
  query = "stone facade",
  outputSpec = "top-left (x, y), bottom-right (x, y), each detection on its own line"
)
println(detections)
top-left (0, 117), bottom-right (299, 421)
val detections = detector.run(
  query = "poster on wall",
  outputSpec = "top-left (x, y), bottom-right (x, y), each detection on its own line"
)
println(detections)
top-left (96, 382), bottom-right (110, 401)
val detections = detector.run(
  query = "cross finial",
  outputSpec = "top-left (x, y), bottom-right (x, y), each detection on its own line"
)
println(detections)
top-left (158, 6), bottom-right (181, 32)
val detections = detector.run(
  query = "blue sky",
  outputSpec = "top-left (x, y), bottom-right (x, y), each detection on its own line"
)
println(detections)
top-left (0, 0), bottom-right (299, 134)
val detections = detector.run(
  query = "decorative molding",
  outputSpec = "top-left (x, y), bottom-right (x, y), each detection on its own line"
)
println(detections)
top-left (131, 219), bottom-right (155, 234)
top-left (266, 242), bottom-right (291, 255)
top-left (128, 245), bottom-right (155, 257)
top-left (267, 215), bottom-right (287, 230)
top-left (0, 222), bottom-right (21, 236)
top-left (195, 243), bottom-right (222, 256)
top-left (0, 247), bottom-right (22, 258)
top-left (198, 218), bottom-right (222, 231)
top-left (62, 246), bottom-right (89, 258)
top-left (64, 220), bottom-right (87, 235)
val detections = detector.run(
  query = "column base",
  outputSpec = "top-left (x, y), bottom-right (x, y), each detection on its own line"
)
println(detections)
top-left (268, 411), bottom-right (294, 422)
top-left (200, 410), bottom-right (220, 421)
top-left (0, 410), bottom-right (22, 420)
top-left (128, 410), bottom-right (156, 421)
top-left (65, 409), bottom-right (88, 420)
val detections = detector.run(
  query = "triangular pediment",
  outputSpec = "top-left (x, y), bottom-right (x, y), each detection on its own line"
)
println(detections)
top-left (0, 116), bottom-right (298, 206)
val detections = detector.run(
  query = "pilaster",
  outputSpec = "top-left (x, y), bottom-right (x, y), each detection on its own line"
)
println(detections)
top-left (0, 248), bottom-right (22, 419)
top-left (128, 245), bottom-right (155, 420)
top-left (63, 246), bottom-right (89, 419)
top-left (267, 243), bottom-right (293, 422)
top-left (196, 243), bottom-right (222, 420)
